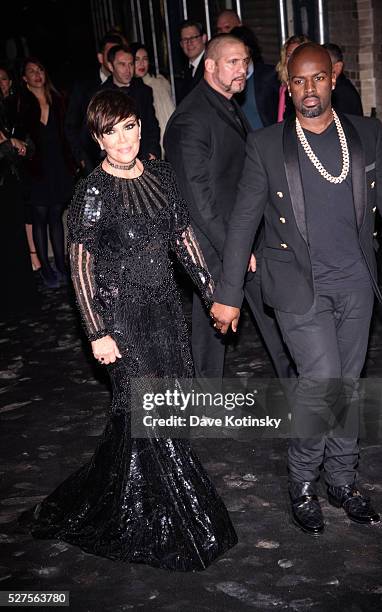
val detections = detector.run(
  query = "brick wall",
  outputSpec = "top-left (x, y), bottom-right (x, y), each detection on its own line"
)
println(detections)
top-left (242, 0), bottom-right (280, 64)
top-left (327, 0), bottom-right (382, 117)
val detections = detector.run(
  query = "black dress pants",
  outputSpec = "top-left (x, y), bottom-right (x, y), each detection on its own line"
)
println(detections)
top-left (275, 287), bottom-right (374, 486)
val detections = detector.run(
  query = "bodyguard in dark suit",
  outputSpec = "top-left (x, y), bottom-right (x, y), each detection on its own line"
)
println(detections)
top-left (102, 45), bottom-right (160, 160)
top-left (212, 43), bottom-right (380, 534)
top-left (164, 34), bottom-right (293, 383)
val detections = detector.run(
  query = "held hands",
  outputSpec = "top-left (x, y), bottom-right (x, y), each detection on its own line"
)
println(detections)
top-left (91, 335), bottom-right (122, 365)
top-left (210, 303), bottom-right (240, 335)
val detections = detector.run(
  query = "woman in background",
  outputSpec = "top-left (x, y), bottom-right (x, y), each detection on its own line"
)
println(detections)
top-left (0, 85), bottom-right (39, 317)
top-left (18, 58), bottom-right (75, 288)
top-left (0, 63), bottom-right (41, 272)
top-left (131, 42), bottom-right (175, 156)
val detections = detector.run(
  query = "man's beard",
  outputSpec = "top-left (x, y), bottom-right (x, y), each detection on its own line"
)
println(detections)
top-left (300, 99), bottom-right (323, 118)
top-left (301, 105), bottom-right (323, 118)
top-left (216, 74), bottom-right (245, 94)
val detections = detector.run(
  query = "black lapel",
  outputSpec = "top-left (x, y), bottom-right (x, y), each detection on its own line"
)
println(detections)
top-left (201, 81), bottom-right (247, 139)
top-left (337, 113), bottom-right (365, 229)
top-left (283, 116), bottom-right (309, 244)
top-left (193, 55), bottom-right (204, 83)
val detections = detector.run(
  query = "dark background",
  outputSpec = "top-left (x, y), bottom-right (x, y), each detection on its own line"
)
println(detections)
top-left (1, 0), bottom-right (96, 91)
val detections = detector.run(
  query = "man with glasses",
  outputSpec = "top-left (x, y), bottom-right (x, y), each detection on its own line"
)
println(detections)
top-left (178, 20), bottom-right (207, 102)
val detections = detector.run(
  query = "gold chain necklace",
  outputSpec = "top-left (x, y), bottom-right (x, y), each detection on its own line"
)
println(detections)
top-left (296, 109), bottom-right (350, 184)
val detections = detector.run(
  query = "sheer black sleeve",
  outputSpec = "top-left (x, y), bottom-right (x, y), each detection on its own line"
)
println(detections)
top-left (67, 179), bottom-right (108, 341)
top-left (165, 164), bottom-right (214, 308)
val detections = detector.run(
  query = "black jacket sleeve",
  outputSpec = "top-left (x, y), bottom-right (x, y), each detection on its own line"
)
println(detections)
top-left (138, 84), bottom-right (161, 159)
top-left (213, 132), bottom-right (269, 307)
top-left (164, 111), bottom-right (227, 258)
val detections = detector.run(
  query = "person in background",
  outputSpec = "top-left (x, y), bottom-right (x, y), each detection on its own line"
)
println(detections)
top-left (102, 44), bottom-right (161, 160)
top-left (323, 43), bottom-right (363, 116)
top-left (130, 42), bottom-right (175, 157)
top-left (216, 9), bottom-right (241, 34)
top-left (0, 64), bottom-right (41, 273)
top-left (65, 32), bottom-right (125, 174)
top-left (276, 34), bottom-right (309, 121)
top-left (178, 20), bottom-right (207, 102)
top-left (0, 87), bottom-right (40, 317)
top-left (18, 58), bottom-right (75, 289)
top-left (231, 26), bottom-right (279, 129)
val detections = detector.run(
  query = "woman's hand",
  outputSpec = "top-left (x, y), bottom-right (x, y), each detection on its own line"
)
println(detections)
top-left (91, 335), bottom-right (122, 365)
top-left (10, 138), bottom-right (27, 156)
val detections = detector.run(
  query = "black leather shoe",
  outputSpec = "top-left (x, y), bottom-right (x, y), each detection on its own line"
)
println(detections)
top-left (327, 484), bottom-right (380, 525)
top-left (289, 481), bottom-right (324, 535)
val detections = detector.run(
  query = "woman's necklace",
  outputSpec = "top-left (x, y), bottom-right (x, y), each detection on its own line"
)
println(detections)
top-left (106, 157), bottom-right (137, 171)
top-left (295, 109), bottom-right (349, 184)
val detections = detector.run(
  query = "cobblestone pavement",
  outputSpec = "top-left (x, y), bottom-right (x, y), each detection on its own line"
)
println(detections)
top-left (0, 283), bottom-right (381, 612)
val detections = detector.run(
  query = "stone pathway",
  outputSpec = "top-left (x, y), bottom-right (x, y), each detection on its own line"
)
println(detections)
top-left (0, 284), bottom-right (381, 611)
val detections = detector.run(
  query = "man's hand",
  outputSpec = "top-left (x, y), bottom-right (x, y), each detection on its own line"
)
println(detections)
top-left (210, 302), bottom-right (240, 335)
top-left (247, 253), bottom-right (256, 272)
top-left (91, 335), bottom-right (122, 365)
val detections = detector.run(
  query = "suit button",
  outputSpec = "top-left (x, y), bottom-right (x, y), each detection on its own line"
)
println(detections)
top-left (279, 216), bottom-right (286, 223)
top-left (277, 191), bottom-right (284, 198)
top-left (371, 181), bottom-right (375, 189)
top-left (372, 206), bottom-right (377, 212)
top-left (280, 243), bottom-right (288, 248)
top-left (373, 232), bottom-right (378, 237)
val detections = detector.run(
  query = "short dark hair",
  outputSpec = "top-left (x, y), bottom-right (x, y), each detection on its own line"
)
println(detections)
top-left (179, 20), bottom-right (205, 37)
top-left (87, 89), bottom-right (139, 139)
top-left (0, 63), bottom-right (12, 79)
top-left (323, 43), bottom-right (343, 63)
top-left (98, 33), bottom-right (125, 53)
top-left (107, 44), bottom-right (133, 65)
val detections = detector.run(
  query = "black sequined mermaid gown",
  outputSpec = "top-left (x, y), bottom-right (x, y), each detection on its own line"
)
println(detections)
top-left (19, 160), bottom-right (237, 571)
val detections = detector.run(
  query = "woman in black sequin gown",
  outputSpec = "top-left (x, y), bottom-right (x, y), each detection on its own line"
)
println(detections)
top-left (19, 90), bottom-right (237, 571)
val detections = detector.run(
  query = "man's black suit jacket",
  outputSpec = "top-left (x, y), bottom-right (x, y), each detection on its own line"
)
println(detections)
top-left (214, 113), bottom-right (382, 313)
top-left (102, 77), bottom-right (161, 160)
top-left (332, 73), bottom-right (363, 117)
top-left (65, 71), bottom-right (103, 173)
top-left (164, 78), bottom-right (250, 278)
top-left (177, 54), bottom-right (205, 103)
top-left (236, 63), bottom-right (279, 127)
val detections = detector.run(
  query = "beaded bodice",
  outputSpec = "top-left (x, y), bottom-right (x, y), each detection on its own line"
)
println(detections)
top-left (67, 160), bottom-right (213, 341)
